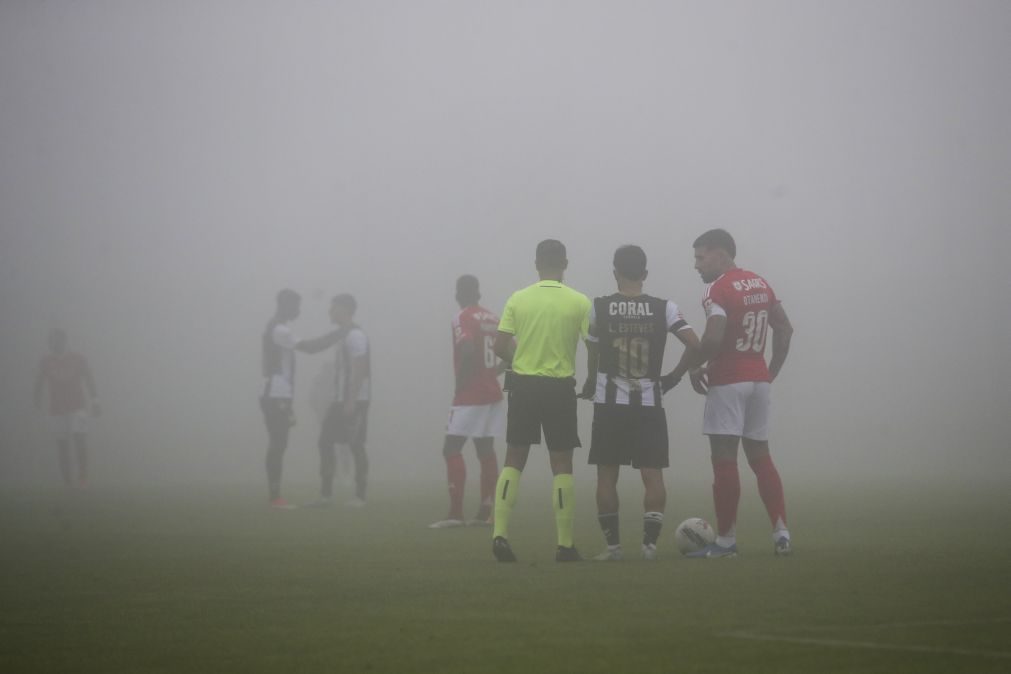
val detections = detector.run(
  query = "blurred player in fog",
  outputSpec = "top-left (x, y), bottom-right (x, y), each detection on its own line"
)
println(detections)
top-left (429, 275), bottom-right (503, 529)
top-left (687, 229), bottom-right (794, 557)
top-left (34, 328), bottom-right (100, 487)
top-left (311, 294), bottom-right (371, 508)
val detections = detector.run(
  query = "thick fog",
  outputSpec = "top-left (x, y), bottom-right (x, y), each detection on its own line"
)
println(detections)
top-left (1, 1), bottom-right (1008, 489)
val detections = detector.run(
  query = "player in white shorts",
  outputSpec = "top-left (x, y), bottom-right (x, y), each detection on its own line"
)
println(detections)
top-left (687, 229), bottom-right (795, 558)
top-left (430, 275), bottom-right (505, 529)
top-left (34, 329), bottom-right (100, 488)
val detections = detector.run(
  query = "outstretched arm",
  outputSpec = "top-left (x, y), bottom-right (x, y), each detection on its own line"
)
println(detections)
top-left (296, 330), bottom-right (343, 355)
top-left (767, 302), bottom-right (793, 381)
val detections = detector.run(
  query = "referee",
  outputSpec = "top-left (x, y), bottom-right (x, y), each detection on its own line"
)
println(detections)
top-left (491, 239), bottom-right (592, 562)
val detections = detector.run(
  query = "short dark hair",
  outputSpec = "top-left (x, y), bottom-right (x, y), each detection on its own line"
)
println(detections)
top-left (693, 228), bottom-right (736, 259)
top-left (276, 288), bottom-right (301, 309)
top-left (613, 245), bottom-right (647, 281)
top-left (456, 274), bottom-right (480, 302)
top-left (331, 293), bottom-right (357, 315)
top-left (535, 239), bottom-right (567, 269)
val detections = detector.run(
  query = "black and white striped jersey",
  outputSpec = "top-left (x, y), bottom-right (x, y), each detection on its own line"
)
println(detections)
top-left (587, 294), bottom-right (691, 407)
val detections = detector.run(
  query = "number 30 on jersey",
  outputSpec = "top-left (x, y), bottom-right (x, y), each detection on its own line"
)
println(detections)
top-left (736, 310), bottom-right (768, 353)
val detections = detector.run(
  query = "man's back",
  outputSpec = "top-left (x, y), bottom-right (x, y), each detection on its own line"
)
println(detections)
top-left (703, 268), bottom-right (778, 387)
top-left (499, 281), bottom-right (590, 378)
top-left (453, 304), bottom-right (503, 406)
top-left (40, 351), bottom-right (89, 415)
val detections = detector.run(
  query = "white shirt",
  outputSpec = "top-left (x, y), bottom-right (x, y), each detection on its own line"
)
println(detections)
top-left (334, 327), bottom-right (370, 402)
top-left (266, 323), bottom-right (298, 399)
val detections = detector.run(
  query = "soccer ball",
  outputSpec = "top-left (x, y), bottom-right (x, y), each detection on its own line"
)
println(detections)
top-left (674, 517), bottom-right (716, 555)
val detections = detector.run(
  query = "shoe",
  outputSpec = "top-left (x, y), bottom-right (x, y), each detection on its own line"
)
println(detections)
top-left (685, 542), bottom-right (738, 558)
top-left (555, 545), bottom-right (582, 562)
top-left (467, 508), bottom-right (493, 527)
top-left (269, 497), bottom-right (295, 510)
top-left (302, 497), bottom-right (334, 509)
top-left (774, 535), bottom-right (792, 556)
top-left (345, 497), bottom-right (366, 509)
top-left (641, 544), bottom-right (658, 561)
top-left (592, 547), bottom-right (623, 561)
top-left (492, 536), bottom-right (517, 562)
top-left (428, 518), bottom-right (465, 529)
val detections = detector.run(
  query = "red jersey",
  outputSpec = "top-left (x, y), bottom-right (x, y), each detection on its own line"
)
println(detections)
top-left (702, 268), bottom-right (779, 387)
top-left (452, 305), bottom-right (504, 406)
top-left (39, 351), bottom-right (91, 415)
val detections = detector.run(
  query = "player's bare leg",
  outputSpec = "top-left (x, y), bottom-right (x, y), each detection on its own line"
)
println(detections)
top-left (640, 467), bottom-right (665, 559)
top-left (430, 435), bottom-right (467, 528)
top-left (593, 465), bottom-right (622, 560)
top-left (471, 436), bottom-right (497, 524)
top-left (73, 433), bottom-right (88, 488)
top-left (492, 444), bottom-right (530, 561)
top-left (743, 438), bottom-right (790, 555)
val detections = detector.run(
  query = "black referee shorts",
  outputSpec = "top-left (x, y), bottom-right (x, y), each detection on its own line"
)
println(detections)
top-left (505, 375), bottom-right (581, 452)
top-left (588, 403), bottom-right (669, 469)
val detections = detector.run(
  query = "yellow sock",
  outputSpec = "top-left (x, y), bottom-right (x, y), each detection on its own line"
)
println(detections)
top-left (493, 467), bottom-right (521, 540)
top-left (552, 473), bottom-right (575, 548)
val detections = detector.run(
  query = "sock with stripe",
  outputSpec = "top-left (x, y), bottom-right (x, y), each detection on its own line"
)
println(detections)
top-left (597, 512), bottom-right (620, 546)
top-left (553, 473), bottom-right (575, 548)
top-left (748, 452), bottom-right (788, 535)
top-left (492, 467), bottom-right (521, 540)
top-left (711, 457), bottom-right (741, 540)
top-left (444, 452), bottom-right (466, 521)
top-left (643, 511), bottom-right (664, 547)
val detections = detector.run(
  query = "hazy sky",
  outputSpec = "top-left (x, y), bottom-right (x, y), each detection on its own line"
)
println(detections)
top-left (1, 1), bottom-right (1009, 487)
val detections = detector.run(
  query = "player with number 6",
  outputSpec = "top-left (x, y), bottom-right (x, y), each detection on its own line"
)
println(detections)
top-left (429, 275), bottom-right (506, 529)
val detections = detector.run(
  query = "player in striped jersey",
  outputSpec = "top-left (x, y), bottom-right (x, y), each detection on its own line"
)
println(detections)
top-left (580, 245), bottom-right (700, 560)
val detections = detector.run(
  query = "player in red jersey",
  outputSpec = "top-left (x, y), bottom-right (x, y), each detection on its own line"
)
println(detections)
top-left (33, 329), bottom-right (100, 487)
top-left (429, 275), bottom-right (505, 529)
top-left (686, 229), bottom-right (794, 557)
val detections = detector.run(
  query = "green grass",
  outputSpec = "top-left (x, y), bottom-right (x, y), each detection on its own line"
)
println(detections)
top-left (1, 478), bottom-right (1008, 673)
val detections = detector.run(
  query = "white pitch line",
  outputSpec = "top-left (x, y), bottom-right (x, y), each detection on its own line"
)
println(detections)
top-left (790, 618), bottom-right (1011, 632)
top-left (723, 630), bottom-right (1011, 660)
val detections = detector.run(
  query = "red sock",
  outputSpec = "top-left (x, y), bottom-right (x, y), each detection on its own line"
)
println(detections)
top-left (748, 453), bottom-right (787, 529)
top-left (445, 453), bottom-right (466, 520)
top-left (478, 451), bottom-right (499, 508)
top-left (711, 457), bottom-right (741, 537)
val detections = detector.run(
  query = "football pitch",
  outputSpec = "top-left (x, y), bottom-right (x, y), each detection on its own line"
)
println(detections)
top-left (1, 478), bottom-right (1008, 673)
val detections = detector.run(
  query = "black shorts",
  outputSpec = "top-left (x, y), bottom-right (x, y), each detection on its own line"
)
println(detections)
top-left (588, 403), bottom-right (669, 469)
top-left (319, 401), bottom-right (369, 449)
top-left (505, 375), bottom-right (581, 451)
